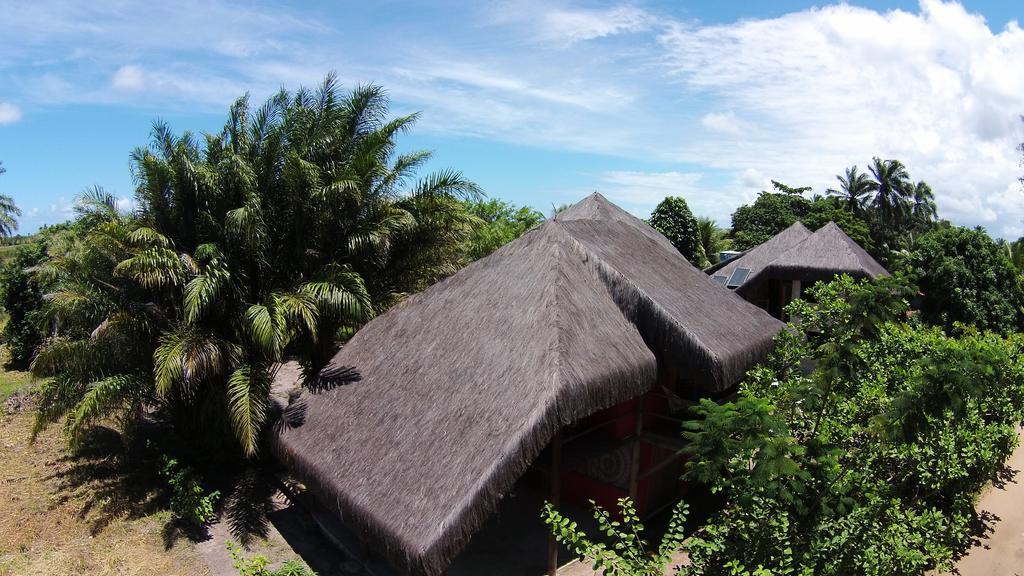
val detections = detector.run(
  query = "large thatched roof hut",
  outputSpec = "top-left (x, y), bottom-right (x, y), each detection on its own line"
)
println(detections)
top-left (709, 221), bottom-right (887, 318)
top-left (275, 193), bottom-right (782, 576)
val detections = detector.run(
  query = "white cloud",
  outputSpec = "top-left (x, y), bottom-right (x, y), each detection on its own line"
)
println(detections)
top-left (701, 111), bottom-right (749, 136)
top-left (0, 102), bottom-right (22, 124)
top-left (112, 65), bottom-right (145, 91)
top-left (541, 6), bottom-right (652, 44)
top-left (656, 0), bottom-right (1024, 237)
top-left (115, 196), bottom-right (135, 213)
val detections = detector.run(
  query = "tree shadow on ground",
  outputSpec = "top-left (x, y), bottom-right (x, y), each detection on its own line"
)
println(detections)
top-left (42, 425), bottom-right (167, 536)
top-left (945, 463), bottom-right (1019, 572)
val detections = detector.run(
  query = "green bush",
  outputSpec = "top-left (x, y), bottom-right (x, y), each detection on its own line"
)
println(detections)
top-left (902, 225), bottom-right (1024, 334)
top-left (679, 275), bottom-right (1024, 575)
top-left (0, 240), bottom-right (47, 368)
top-left (160, 456), bottom-right (220, 527)
top-left (543, 498), bottom-right (688, 576)
top-left (227, 541), bottom-right (316, 576)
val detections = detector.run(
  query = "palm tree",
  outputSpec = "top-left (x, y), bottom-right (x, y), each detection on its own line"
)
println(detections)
top-left (0, 162), bottom-right (22, 238)
top-left (1008, 237), bottom-right (1024, 274)
top-left (34, 75), bottom-right (482, 457)
top-left (827, 165), bottom-right (873, 216)
top-left (867, 157), bottom-right (913, 243)
top-left (695, 216), bottom-right (727, 267)
top-left (908, 181), bottom-right (938, 231)
top-left (31, 187), bottom-right (171, 443)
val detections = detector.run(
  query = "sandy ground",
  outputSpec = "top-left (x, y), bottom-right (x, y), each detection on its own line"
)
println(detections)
top-left (937, 429), bottom-right (1024, 576)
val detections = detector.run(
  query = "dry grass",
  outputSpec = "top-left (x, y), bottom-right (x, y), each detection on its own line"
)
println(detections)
top-left (0, 410), bottom-right (211, 576)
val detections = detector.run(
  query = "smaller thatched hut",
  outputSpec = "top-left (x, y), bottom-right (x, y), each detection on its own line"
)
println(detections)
top-left (276, 193), bottom-right (783, 576)
top-left (708, 221), bottom-right (887, 318)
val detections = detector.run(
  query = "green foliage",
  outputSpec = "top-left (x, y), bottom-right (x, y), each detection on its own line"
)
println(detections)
top-left (31, 76), bottom-right (482, 459)
top-left (803, 198), bottom-right (876, 256)
top-left (0, 241), bottom-right (47, 368)
top-left (902, 226), bottom-right (1024, 334)
top-left (649, 196), bottom-right (708, 267)
top-left (0, 162), bottom-right (22, 238)
top-left (1004, 236), bottom-right (1023, 274)
top-left (729, 183), bottom-right (813, 250)
top-left (729, 160), bottom-right (938, 263)
top-left (680, 275), bottom-right (1024, 576)
top-left (227, 541), bottom-right (316, 576)
top-left (543, 498), bottom-right (689, 576)
top-left (695, 217), bottom-right (729, 265)
top-left (463, 198), bottom-right (543, 260)
top-left (161, 456), bottom-right (220, 527)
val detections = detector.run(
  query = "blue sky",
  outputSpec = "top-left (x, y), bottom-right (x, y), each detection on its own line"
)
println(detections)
top-left (1, 0), bottom-right (1022, 237)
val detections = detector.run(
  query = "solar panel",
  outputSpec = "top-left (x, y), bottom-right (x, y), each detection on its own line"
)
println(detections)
top-left (712, 275), bottom-right (728, 285)
top-left (726, 267), bottom-right (751, 288)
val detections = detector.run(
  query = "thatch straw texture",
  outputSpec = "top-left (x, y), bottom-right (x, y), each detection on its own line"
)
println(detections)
top-left (758, 221), bottom-right (888, 282)
top-left (275, 193), bottom-right (782, 576)
top-left (711, 221), bottom-right (812, 283)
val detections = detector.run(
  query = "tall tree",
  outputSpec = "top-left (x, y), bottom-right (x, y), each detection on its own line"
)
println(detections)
top-left (649, 196), bottom-right (708, 267)
top-left (866, 157), bottom-right (913, 242)
top-left (729, 182), bottom-right (813, 250)
top-left (0, 162), bottom-right (22, 238)
top-left (908, 180), bottom-right (938, 233)
top-left (827, 165), bottom-right (873, 216)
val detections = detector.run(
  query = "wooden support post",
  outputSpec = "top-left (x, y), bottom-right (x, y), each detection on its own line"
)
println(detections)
top-left (547, 432), bottom-right (563, 576)
top-left (628, 397), bottom-right (644, 503)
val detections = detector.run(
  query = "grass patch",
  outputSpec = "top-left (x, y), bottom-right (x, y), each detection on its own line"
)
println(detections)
top-left (0, 345), bottom-right (35, 403)
top-left (0, 368), bottom-right (33, 403)
top-left (0, 411), bottom-right (211, 576)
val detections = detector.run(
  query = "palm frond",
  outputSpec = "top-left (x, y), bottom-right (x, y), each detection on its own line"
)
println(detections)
top-left (114, 247), bottom-right (188, 289)
top-left (65, 374), bottom-right (148, 441)
top-left (153, 327), bottom-right (233, 394)
top-left (183, 267), bottom-right (231, 324)
top-left (226, 364), bottom-right (270, 457)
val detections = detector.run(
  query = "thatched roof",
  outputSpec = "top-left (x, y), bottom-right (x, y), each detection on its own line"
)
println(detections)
top-left (712, 221), bottom-right (887, 295)
top-left (275, 193), bottom-right (782, 576)
top-left (756, 221), bottom-right (888, 282)
top-left (709, 221), bottom-right (813, 285)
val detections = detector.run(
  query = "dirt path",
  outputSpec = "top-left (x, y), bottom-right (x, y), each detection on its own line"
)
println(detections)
top-left (940, 429), bottom-right (1024, 576)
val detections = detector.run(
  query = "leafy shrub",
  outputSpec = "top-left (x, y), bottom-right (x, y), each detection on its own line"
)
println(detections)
top-left (160, 456), bottom-right (220, 527)
top-left (680, 275), bottom-right (1024, 575)
top-left (902, 225), bottom-right (1024, 334)
top-left (543, 498), bottom-right (688, 576)
top-left (227, 541), bottom-right (316, 576)
top-left (0, 240), bottom-right (47, 368)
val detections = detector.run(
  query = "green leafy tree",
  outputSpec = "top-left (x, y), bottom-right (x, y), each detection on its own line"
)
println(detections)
top-left (729, 183), bottom-right (813, 250)
top-left (543, 498), bottom-right (689, 576)
top-left (32, 76), bottom-right (481, 458)
top-left (463, 198), bottom-right (543, 260)
top-left (0, 240), bottom-right (48, 368)
top-left (803, 197), bottom-right (877, 257)
top-left (0, 162), bottom-right (22, 238)
top-left (649, 196), bottom-right (708, 266)
top-left (902, 226), bottom-right (1024, 334)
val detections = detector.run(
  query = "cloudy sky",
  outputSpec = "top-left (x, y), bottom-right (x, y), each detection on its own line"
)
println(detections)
top-left (1, 0), bottom-right (1022, 238)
